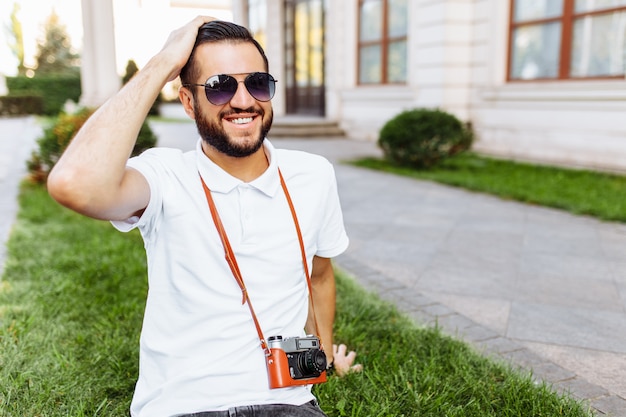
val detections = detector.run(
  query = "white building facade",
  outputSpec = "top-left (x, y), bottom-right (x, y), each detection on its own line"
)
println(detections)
top-left (231, 0), bottom-right (626, 172)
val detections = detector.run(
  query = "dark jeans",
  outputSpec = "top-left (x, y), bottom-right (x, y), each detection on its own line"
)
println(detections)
top-left (179, 400), bottom-right (327, 417)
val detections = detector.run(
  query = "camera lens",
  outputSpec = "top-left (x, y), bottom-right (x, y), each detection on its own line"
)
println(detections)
top-left (298, 349), bottom-right (327, 375)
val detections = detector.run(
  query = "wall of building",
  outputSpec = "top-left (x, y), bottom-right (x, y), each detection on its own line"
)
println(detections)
top-left (470, 0), bottom-right (626, 172)
top-left (326, 0), bottom-right (415, 140)
top-left (332, 0), bottom-right (626, 172)
top-left (327, 0), bottom-right (477, 141)
top-left (472, 83), bottom-right (626, 172)
top-left (234, 0), bottom-right (626, 172)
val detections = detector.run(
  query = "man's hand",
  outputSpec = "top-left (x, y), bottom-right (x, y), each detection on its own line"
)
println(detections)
top-left (332, 344), bottom-right (363, 377)
top-left (159, 15), bottom-right (217, 82)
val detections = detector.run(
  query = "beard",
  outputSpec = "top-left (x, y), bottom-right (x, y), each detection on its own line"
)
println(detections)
top-left (194, 105), bottom-right (273, 158)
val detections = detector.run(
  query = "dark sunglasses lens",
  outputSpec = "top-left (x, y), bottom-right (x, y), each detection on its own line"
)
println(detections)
top-left (244, 73), bottom-right (275, 102)
top-left (204, 74), bottom-right (238, 105)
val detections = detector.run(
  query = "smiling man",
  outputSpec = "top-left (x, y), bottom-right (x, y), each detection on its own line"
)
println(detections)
top-left (47, 17), bottom-right (360, 417)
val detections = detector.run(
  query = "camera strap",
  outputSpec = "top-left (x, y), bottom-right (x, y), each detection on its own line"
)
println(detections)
top-left (199, 168), bottom-right (322, 357)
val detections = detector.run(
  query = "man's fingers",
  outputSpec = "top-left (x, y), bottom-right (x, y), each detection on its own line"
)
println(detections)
top-left (330, 343), bottom-right (363, 376)
top-left (334, 343), bottom-right (348, 356)
top-left (351, 364), bottom-right (364, 372)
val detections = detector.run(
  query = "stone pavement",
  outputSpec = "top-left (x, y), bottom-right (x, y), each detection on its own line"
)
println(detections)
top-left (286, 138), bottom-right (626, 417)
top-left (2, 116), bottom-right (626, 415)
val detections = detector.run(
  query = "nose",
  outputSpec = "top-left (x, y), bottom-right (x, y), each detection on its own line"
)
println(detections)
top-left (228, 79), bottom-right (256, 109)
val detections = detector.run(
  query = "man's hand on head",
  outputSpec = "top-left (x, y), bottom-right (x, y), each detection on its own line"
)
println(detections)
top-left (160, 15), bottom-right (217, 82)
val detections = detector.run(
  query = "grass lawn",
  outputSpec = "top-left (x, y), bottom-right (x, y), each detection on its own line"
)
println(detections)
top-left (0, 182), bottom-right (593, 416)
top-left (351, 152), bottom-right (626, 223)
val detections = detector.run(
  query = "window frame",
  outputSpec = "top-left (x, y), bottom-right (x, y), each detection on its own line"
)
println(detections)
top-left (357, 0), bottom-right (408, 85)
top-left (507, 0), bottom-right (626, 81)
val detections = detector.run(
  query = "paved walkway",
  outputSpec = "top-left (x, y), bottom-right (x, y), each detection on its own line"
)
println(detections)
top-left (2, 116), bottom-right (626, 415)
top-left (0, 116), bottom-right (40, 278)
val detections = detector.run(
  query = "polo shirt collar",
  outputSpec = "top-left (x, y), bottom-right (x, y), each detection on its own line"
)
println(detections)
top-left (196, 138), bottom-right (281, 197)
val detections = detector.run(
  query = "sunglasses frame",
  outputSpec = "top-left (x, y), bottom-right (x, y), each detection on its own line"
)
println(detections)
top-left (183, 72), bottom-right (278, 105)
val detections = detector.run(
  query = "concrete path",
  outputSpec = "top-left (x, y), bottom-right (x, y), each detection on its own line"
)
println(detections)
top-left (0, 116), bottom-right (40, 277)
top-left (2, 116), bottom-right (626, 415)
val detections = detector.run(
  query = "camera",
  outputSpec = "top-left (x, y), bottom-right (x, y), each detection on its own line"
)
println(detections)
top-left (266, 335), bottom-right (327, 388)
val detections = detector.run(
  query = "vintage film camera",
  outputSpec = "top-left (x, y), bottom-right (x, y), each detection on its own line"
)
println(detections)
top-left (266, 335), bottom-right (327, 388)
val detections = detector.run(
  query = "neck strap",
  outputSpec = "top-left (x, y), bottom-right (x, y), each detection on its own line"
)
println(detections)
top-left (199, 168), bottom-right (322, 356)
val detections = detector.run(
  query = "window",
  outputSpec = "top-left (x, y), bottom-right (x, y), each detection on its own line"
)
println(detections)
top-left (358, 0), bottom-right (408, 84)
top-left (509, 0), bottom-right (626, 80)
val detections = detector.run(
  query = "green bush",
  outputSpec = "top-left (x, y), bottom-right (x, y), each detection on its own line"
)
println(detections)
top-left (28, 108), bottom-right (157, 184)
top-left (0, 93), bottom-right (45, 116)
top-left (378, 108), bottom-right (473, 169)
top-left (6, 74), bottom-right (81, 115)
top-left (135, 118), bottom-right (158, 155)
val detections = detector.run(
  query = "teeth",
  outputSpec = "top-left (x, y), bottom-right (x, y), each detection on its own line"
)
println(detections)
top-left (231, 117), bottom-right (253, 124)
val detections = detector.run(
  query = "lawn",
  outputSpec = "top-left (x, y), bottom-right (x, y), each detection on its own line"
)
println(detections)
top-left (0, 182), bottom-right (592, 416)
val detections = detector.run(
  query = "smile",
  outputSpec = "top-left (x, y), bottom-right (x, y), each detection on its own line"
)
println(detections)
top-left (230, 117), bottom-right (254, 124)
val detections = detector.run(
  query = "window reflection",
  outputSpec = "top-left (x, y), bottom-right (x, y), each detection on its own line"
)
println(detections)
top-left (571, 11), bottom-right (626, 77)
top-left (513, 0), bottom-right (563, 22)
top-left (511, 22), bottom-right (561, 79)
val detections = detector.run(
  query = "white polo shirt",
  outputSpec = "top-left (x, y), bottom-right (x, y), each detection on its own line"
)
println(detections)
top-left (112, 139), bottom-right (349, 417)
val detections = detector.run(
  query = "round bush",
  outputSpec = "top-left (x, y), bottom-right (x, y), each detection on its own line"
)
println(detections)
top-left (378, 108), bottom-right (473, 169)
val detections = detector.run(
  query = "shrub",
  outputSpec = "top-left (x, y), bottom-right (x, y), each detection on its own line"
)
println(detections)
top-left (6, 74), bottom-right (81, 115)
top-left (28, 108), bottom-right (158, 184)
top-left (378, 108), bottom-right (473, 169)
top-left (0, 93), bottom-right (44, 116)
top-left (135, 118), bottom-right (159, 155)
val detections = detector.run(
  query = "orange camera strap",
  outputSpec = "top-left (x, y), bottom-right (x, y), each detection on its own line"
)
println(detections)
top-left (199, 168), bottom-right (322, 357)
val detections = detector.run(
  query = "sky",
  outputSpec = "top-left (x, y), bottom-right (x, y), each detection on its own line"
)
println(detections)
top-left (0, 0), bottom-right (84, 76)
top-left (0, 0), bottom-right (233, 78)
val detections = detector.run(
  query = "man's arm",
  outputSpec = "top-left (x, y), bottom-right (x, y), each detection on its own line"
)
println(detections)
top-left (307, 256), bottom-right (362, 376)
top-left (307, 255), bottom-right (336, 356)
top-left (47, 16), bottom-right (215, 221)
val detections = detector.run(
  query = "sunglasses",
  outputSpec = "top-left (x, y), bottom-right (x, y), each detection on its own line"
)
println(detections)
top-left (183, 72), bottom-right (277, 105)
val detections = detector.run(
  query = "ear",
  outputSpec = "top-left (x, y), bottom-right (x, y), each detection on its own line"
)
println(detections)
top-left (178, 86), bottom-right (197, 120)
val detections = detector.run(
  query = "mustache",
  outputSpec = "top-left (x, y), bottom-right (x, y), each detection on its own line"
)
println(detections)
top-left (219, 107), bottom-right (264, 118)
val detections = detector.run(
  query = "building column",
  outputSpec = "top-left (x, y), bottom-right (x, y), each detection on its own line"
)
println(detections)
top-left (264, 0), bottom-right (285, 116)
top-left (79, 0), bottom-right (120, 108)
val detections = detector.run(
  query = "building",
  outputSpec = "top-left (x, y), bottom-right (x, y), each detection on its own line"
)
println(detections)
top-left (231, 0), bottom-right (626, 172)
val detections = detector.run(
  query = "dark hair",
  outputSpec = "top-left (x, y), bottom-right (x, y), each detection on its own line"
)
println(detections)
top-left (179, 20), bottom-right (269, 86)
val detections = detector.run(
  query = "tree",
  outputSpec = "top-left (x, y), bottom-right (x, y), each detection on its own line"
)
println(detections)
top-left (123, 59), bottom-right (140, 85)
top-left (6, 2), bottom-right (26, 75)
top-left (33, 9), bottom-right (79, 76)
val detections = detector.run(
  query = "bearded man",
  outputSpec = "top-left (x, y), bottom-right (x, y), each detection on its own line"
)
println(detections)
top-left (47, 17), bottom-right (360, 417)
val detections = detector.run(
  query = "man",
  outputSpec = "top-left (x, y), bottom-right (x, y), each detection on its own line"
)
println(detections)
top-left (47, 17), bottom-right (360, 417)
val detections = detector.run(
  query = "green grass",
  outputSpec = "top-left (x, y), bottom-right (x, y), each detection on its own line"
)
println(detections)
top-left (0, 182), bottom-right (145, 415)
top-left (0, 183), bottom-right (592, 416)
top-left (352, 152), bottom-right (626, 223)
